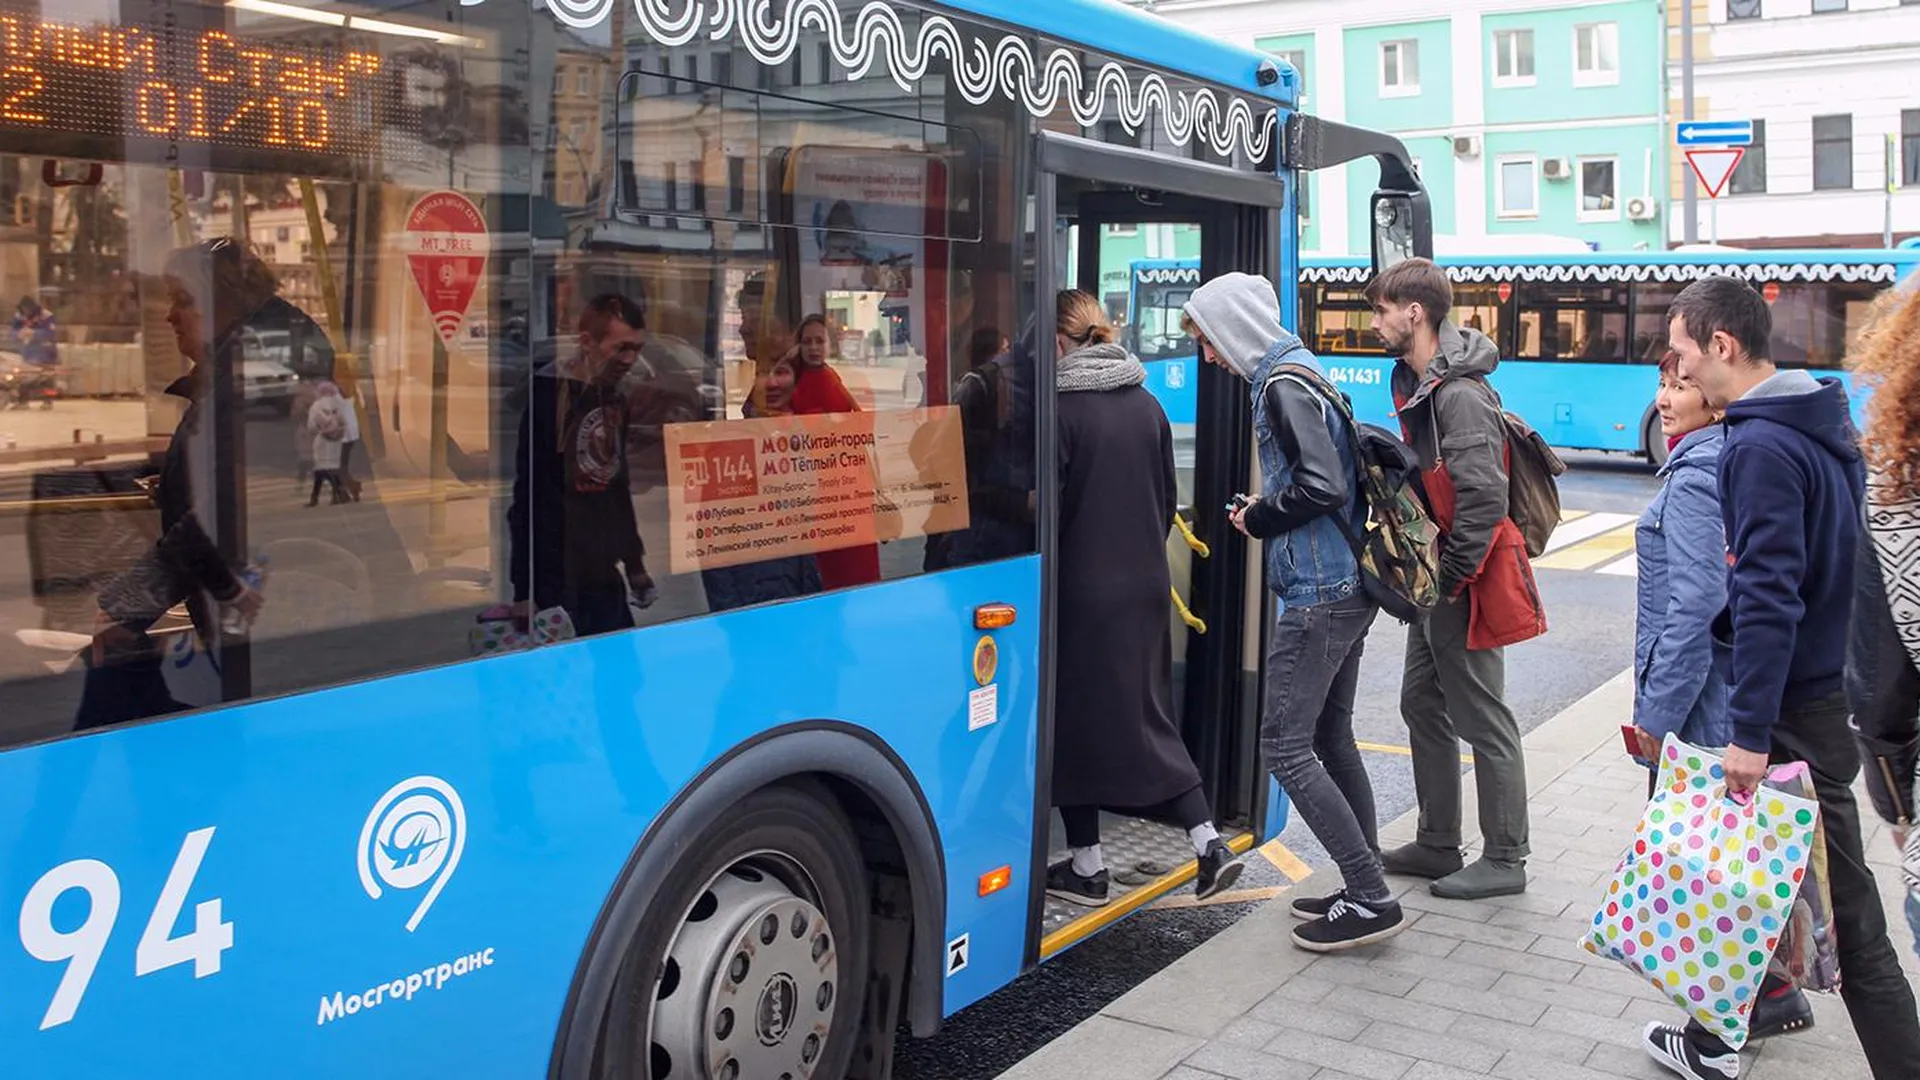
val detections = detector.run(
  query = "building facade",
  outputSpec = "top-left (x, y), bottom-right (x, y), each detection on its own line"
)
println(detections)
top-left (1668, 0), bottom-right (1920, 248)
top-left (1134, 0), bottom-right (1668, 255)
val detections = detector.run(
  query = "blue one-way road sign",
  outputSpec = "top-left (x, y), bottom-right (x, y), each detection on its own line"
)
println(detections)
top-left (1677, 120), bottom-right (1754, 147)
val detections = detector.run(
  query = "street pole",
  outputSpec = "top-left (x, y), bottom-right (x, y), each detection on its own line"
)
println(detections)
top-left (1886, 133), bottom-right (1897, 249)
top-left (1681, 0), bottom-right (1698, 244)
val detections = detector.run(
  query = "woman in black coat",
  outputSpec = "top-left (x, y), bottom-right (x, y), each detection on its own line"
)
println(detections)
top-left (1047, 289), bottom-right (1242, 907)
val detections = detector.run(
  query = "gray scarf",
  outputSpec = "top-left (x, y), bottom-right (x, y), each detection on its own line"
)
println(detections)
top-left (1057, 341), bottom-right (1146, 393)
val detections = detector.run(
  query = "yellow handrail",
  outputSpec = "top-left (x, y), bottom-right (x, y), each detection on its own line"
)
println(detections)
top-left (1171, 586), bottom-right (1206, 634)
top-left (1173, 513), bottom-right (1210, 558)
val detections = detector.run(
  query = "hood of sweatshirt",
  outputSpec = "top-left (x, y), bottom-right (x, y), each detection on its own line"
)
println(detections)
top-left (1726, 373), bottom-right (1861, 465)
top-left (1181, 272), bottom-right (1285, 382)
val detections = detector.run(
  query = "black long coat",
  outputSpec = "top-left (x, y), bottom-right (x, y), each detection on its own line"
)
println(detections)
top-left (1052, 383), bottom-right (1204, 809)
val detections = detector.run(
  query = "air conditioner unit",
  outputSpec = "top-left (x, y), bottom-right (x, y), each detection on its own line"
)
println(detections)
top-left (1626, 197), bottom-right (1660, 222)
top-left (1452, 135), bottom-right (1482, 158)
top-left (1542, 157), bottom-right (1573, 181)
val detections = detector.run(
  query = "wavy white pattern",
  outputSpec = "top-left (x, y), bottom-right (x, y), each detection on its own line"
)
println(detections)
top-left (543, 0), bottom-right (1277, 160)
top-left (1303, 262), bottom-right (1901, 286)
top-left (1137, 267), bottom-right (1200, 285)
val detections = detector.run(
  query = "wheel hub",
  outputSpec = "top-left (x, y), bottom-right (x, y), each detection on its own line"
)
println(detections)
top-left (651, 864), bottom-right (839, 1080)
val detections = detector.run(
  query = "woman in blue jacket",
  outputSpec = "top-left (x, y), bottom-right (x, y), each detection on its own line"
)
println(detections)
top-left (1632, 351), bottom-right (1732, 758)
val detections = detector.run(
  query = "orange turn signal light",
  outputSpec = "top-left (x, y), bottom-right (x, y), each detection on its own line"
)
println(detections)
top-left (974, 603), bottom-right (1017, 630)
top-left (978, 866), bottom-right (1013, 897)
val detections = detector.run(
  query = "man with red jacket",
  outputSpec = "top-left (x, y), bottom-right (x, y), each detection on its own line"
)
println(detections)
top-left (1369, 258), bottom-right (1544, 901)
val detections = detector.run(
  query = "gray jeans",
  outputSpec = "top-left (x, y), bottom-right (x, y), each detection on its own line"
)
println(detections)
top-left (1262, 594), bottom-right (1389, 905)
top-left (1401, 594), bottom-right (1530, 862)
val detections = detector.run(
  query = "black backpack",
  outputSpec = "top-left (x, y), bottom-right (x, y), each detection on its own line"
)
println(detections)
top-left (1265, 364), bottom-right (1440, 623)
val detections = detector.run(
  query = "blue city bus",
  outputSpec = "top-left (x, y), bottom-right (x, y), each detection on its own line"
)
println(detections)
top-left (0, 2), bottom-right (1423, 1077)
top-left (1128, 258), bottom-right (1203, 444)
top-left (1301, 249), bottom-right (1920, 466)
top-left (1141, 250), bottom-right (1920, 468)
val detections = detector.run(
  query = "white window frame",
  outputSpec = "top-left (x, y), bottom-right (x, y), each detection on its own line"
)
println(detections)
top-left (1491, 29), bottom-right (1535, 88)
top-left (1496, 154), bottom-right (1540, 220)
top-left (1573, 23), bottom-right (1620, 88)
top-left (1277, 49), bottom-right (1308, 107)
top-left (1576, 155), bottom-right (1621, 223)
top-left (1379, 40), bottom-right (1420, 98)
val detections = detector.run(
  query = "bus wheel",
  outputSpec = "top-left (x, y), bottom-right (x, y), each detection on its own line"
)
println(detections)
top-left (606, 784), bottom-right (872, 1080)
top-left (1644, 413), bottom-right (1670, 470)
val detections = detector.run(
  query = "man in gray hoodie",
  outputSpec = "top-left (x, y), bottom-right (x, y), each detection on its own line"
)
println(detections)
top-left (1183, 272), bottom-right (1407, 951)
top-left (1368, 258), bottom-right (1531, 900)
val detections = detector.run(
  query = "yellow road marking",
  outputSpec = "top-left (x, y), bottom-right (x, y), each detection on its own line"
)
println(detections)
top-left (1040, 833), bottom-right (1256, 958)
top-left (1152, 885), bottom-right (1286, 910)
top-left (1258, 838), bottom-right (1313, 881)
top-left (1532, 522), bottom-right (1637, 571)
top-left (1357, 740), bottom-right (1474, 765)
top-left (1559, 509), bottom-right (1591, 523)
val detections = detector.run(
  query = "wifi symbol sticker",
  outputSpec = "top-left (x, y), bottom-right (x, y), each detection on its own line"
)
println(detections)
top-left (403, 190), bottom-right (488, 347)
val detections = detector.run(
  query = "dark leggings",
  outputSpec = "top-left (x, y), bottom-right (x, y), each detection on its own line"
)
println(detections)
top-left (310, 470), bottom-right (343, 502)
top-left (1060, 783), bottom-right (1212, 848)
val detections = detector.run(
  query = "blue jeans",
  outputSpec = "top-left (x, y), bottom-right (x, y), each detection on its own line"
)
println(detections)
top-left (1261, 594), bottom-right (1389, 905)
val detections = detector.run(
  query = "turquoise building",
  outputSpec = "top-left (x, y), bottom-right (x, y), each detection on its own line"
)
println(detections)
top-left (1132, 0), bottom-right (1666, 257)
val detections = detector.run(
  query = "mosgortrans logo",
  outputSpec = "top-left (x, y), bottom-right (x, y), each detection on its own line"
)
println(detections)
top-left (358, 776), bottom-right (465, 932)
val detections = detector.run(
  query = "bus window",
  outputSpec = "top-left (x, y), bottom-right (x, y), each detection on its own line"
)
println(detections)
top-left (0, 11), bottom-right (530, 745)
top-left (1452, 283), bottom-right (1505, 352)
top-left (1766, 281), bottom-right (1880, 369)
top-left (1515, 282), bottom-right (1628, 362)
top-left (615, 38), bottom-right (1030, 587)
top-left (1311, 285), bottom-right (1385, 354)
top-left (1631, 283), bottom-right (1683, 364)
top-left (1134, 285), bottom-right (1197, 362)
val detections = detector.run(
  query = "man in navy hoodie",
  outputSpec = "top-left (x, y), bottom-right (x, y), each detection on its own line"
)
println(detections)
top-left (1642, 276), bottom-right (1920, 1080)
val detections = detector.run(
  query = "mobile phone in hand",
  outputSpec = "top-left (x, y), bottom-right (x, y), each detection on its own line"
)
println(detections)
top-left (1226, 494), bottom-right (1251, 515)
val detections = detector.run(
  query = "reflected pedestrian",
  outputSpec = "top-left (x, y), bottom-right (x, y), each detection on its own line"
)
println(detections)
top-left (76, 238), bottom-right (269, 730)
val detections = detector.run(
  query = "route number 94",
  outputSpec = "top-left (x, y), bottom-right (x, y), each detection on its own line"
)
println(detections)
top-left (18, 828), bottom-right (233, 1030)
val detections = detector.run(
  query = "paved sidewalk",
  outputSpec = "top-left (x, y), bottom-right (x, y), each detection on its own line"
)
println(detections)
top-left (999, 671), bottom-right (1920, 1080)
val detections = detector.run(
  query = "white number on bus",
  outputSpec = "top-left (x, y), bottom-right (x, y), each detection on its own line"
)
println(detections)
top-left (18, 829), bottom-right (232, 1030)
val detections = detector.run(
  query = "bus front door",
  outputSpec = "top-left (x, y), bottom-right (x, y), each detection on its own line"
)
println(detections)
top-left (1030, 133), bottom-right (1288, 960)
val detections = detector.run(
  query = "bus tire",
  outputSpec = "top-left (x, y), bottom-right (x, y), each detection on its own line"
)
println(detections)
top-left (601, 782), bottom-right (872, 1080)
top-left (1644, 411), bottom-right (1669, 470)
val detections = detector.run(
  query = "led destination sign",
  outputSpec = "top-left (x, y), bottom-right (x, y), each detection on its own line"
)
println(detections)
top-left (0, 10), bottom-right (399, 163)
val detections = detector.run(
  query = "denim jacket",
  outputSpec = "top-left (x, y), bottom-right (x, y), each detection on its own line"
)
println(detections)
top-left (1633, 425), bottom-right (1731, 746)
top-left (1250, 335), bottom-right (1362, 610)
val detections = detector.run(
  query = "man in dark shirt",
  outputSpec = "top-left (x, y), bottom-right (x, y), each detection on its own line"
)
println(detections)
top-left (506, 293), bottom-right (657, 637)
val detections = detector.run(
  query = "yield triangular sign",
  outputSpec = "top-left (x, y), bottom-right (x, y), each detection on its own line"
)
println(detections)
top-left (1686, 148), bottom-right (1746, 199)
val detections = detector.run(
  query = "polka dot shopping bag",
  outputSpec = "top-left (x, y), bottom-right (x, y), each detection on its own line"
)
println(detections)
top-left (1580, 735), bottom-right (1820, 1050)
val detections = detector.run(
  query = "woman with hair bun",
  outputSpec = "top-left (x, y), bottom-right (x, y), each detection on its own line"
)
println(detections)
top-left (1047, 289), bottom-right (1241, 908)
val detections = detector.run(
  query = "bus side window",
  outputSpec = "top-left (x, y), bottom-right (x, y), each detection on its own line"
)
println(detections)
top-left (1769, 281), bottom-right (1878, 370)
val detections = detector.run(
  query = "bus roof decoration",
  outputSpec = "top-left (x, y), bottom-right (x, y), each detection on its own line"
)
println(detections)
top-left (1300, 253), bottom-right (1914, 287)
top-left (545, 0), bottom-right (1282, 161)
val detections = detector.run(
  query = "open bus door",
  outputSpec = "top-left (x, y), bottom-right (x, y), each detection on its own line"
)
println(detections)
top-left (1025, 124), bottom-right (1431, 961)
top-left (1028, 132), bottom-right (1284, 960)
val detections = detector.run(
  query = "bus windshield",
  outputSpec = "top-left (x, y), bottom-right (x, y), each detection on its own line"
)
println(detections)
top-left (1128, 262), bottom-right (1201, 363)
